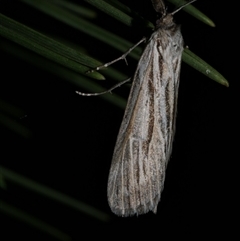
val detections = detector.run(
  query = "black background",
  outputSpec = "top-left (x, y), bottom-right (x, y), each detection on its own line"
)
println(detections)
top-left (0, 0), bottom-right (238, 239)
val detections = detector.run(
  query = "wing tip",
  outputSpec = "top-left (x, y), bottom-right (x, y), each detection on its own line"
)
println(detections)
top-left (108, 198), bottom-right (160, 217)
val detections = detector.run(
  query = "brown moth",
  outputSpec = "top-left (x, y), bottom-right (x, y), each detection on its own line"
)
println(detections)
top-left (107, 0), bottom-right (196, 216)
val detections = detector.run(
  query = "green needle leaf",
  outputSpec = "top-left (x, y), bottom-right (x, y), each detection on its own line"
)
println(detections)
top-left (167, 0), bottom-right (215, 27)
top-left (0, 13), bottom-right (104, 80)
top-left (183, 48), bottom-right (229, 87)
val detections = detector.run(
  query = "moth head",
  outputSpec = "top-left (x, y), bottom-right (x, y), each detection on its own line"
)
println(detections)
top-left (156, 14), bottom-right (174, 28)
top-left (154, 0), bottom-right (196, 29)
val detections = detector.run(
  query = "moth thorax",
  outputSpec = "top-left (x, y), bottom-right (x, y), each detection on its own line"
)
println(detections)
top-left (156, 14), bottom-right (175, 29)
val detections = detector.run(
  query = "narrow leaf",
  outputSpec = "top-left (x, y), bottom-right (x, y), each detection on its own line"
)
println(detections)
top-left (183, 48), bottom-right (229, 87)
top-left (0, 13), bottom-right (104, 80)
top-left (168, 0), bottom-right (215, 27)
top-left (1, 166), bottom-right (110, 222)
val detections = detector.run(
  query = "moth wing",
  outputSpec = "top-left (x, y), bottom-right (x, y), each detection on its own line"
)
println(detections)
top-left (108, 30), bottom-right (182, 216)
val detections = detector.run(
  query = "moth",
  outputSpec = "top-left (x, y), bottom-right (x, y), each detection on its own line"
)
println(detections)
top-left (76, 0), bottom-right (196, 217)
top-left (107, 0), bottom-right (196, 217)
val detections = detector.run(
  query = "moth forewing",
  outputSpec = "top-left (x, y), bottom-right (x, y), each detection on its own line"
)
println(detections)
top-left (107, 1), bottom-right (185, 216)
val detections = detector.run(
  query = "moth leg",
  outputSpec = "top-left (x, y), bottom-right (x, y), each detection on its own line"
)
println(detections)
top-left (86, 37), bottom-right (147, 74)
top-left (76, 78), bottom-right (131, 96)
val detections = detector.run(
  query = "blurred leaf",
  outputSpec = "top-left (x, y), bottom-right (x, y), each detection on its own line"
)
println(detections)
top-left (0, 200), bottom-right (71, 241)
top-left (1, 166), bottom-right (110, 222)
top-left (0, 173), bottom-right (7, 189)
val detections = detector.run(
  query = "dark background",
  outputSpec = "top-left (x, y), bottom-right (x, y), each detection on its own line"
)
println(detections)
top-left (0, 0), bottom-right (238, 239)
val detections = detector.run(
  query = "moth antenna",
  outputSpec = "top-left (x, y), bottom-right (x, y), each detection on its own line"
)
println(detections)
top-left (171, 0), bottom-right (196, 15)
top-left (151, 0), bottom-right (166, 15)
